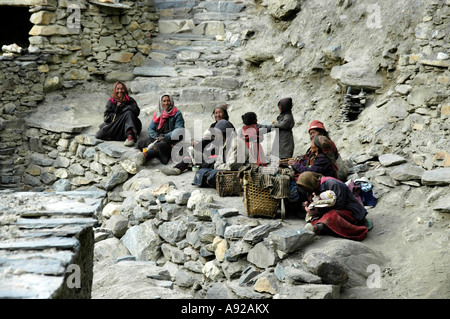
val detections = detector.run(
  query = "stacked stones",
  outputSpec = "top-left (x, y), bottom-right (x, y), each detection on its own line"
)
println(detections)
top-left (385, 0), bottom-right (450, 169)
top-left (19, 127), bottom-right (145, 191)
top-left (90, 147), bottom-right (449, 298)
top-left (0, 53), bottom-right (49, 188)
top-left (0, 190), bottom-right (104, 298)
top-left (130, 0), bottom-right (247, 132)
top-left (28, 0), bottom-right (158, 86)
top-left (93, 179), bottom-right (384, 299)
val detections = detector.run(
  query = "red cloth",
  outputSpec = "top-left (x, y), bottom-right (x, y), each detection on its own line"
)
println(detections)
top-left (241, 124), bottom-right (268, 166)
top-left (311, 209), bottom-right (368, 241)
top-left (152, 106), bottom-right (178, 131)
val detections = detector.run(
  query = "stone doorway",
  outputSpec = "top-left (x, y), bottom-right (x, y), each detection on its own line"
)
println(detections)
top-left (0, 6), bottom-right (33, 48)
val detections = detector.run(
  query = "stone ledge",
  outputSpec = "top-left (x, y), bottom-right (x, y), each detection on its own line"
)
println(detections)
top-left (88, 0), bottom-right (131, 10)
top-left (0, 190), bottom-right (104, 299)
top-left (24, 117), bottom-right (91, 134)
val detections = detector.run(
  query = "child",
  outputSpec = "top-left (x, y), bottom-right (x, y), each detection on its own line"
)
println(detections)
top-left (240, 112), bottom-right (270, 166)
top-left (272, 97), bottom-right (295, 159)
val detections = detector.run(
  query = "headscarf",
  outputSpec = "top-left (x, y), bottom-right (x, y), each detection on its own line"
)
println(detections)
top-left (296, 171), bottom-right (324, 193)
top-left (278, 97), bottom-right (293, 113)
top-left (308, 120), bottom-right (327, 133)
top-left (109, 81), bottom-right (130, 104)
top-left (152, 94), bottom-right (178, 131)
top-left (310, 135), bottom-right (338, 172)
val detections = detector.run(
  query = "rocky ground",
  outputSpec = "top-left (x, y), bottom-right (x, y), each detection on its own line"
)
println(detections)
top-left (86, 137), bottom-right (449, 299)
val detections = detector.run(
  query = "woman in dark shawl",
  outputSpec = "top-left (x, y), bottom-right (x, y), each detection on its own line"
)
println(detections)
top-left (291, 135), bottom-right (338, 178)
top-left (161, 104), bottom-right (234, 175)
top-left (95, 82), bottom-right (142, 146)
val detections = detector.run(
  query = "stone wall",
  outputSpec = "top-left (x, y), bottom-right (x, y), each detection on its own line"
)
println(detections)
top-left (0, 0), bottom-right (158, 189)
top-left (19, 127), bottom-right (145, 191)
top-left (27, 0), bottom-right (158, 85)
top-left (0, 54), bottom-right (49, 188)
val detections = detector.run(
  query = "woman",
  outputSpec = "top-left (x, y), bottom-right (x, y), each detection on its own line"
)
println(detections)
top-left (192, 119), bottom-right (248, 188)
top-left (291, 135), bottom-right (338, 178)
top-left (95, 82), bottom-right (142, 146)
top-left (291, 120), bottom-right (339, 163)
top-left (271, 97), bottom-right (295, 159)
top-left (305, 120), bottom-right (339, 160)
top-left (297, 171), bottom-right (369, 241)
top-left (141, 93), bottom-right (185, 165)
top-left (161, 104), bottom-right (234, 175)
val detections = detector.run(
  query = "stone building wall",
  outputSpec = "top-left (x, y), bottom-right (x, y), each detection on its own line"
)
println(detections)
top-left (0, 0), bottom-right (158, 189)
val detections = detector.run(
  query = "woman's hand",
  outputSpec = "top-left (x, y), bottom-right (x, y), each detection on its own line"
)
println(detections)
top-left (288, 159), bottom-right (296, 166)
top-left (303, 201), bottom-right (319, 217)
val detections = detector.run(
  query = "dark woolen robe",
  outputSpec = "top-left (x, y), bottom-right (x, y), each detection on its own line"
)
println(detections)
top-left (292, 153), bottom-right (337, 178)
top-left (311, 177), bottom-right (368, 241)
top-left (96, 96), bottom-right (142, 141)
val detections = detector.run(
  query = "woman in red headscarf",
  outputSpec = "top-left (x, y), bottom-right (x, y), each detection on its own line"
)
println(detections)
top-left (95, 82), bottom-right (142, 146)
top-left (291, 135), bottom-right (338, 178)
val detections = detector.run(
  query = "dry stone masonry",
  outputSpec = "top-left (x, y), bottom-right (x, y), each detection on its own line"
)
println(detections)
top-left (0, 190), bottom-right (103, 298)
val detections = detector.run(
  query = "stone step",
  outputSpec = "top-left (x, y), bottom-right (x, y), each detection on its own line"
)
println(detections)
top-left (196, 1), bottom-right (246, 13)
top-left (194, 12), bottom-right (242, 22)
top-left (0, 190), bottom-right (105, 298)
top-left (154, 0), bottom-right (199, 10)
top-left (15, 217), bottom-right (98, 229)
top-left (156, 32), bottom-right (216, 42)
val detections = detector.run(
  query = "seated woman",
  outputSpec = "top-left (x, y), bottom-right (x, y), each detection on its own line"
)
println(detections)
top-left (300, 120), bottom-right (339, 162)
top-left (95, 82), bottom-right (142, 147)
top-left (141, 93), bottom-right (185, 165)
top-left (192, 119), bottom-right (249, 189)
top-left (297, 171), bottom-right (370, 241)
top-left (291, 135), bottom-right (338, 178)
top-left (161, 104), bottom-right (234, 175)
top-left (240, 112), bottom-right (271, 166)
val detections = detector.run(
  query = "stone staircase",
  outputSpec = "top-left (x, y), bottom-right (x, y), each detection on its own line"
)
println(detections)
top-left (0, 190), bottom-right (105, 298)
top-left (130, 0), bottom-right (248, 133)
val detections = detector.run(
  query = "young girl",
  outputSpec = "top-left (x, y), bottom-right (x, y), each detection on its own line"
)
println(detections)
top-left (272, 97), bottom-right (295, 159)
top-left (240, 112), bottom-right (269, 166)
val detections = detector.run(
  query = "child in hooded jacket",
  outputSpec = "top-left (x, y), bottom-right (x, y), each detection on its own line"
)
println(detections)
top-left (271, 97), bottom-right (295, 159)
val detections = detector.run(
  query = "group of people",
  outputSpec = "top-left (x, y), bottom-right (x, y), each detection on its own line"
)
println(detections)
top-left (95, 82), bottom-right (371, 241)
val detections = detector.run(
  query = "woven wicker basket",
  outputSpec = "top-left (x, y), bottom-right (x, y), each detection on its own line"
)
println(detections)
top-left (216, 171), bottom-right (241, 197)
top-left (243, 171), bottom-right (279, 218)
